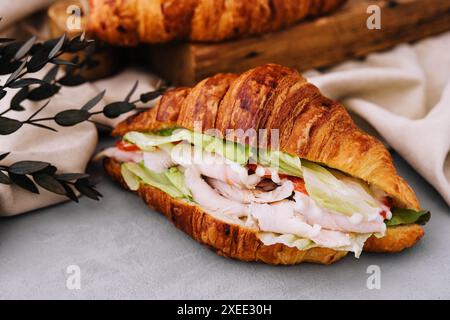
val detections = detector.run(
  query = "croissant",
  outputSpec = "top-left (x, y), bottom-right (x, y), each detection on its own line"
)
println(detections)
top-left (88, 0), bottom-right (347, 45)
top-left (103, 64), bottom-right (427, 265)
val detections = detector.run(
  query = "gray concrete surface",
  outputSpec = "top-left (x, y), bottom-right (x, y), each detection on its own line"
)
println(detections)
top-left (0, 140), bottom-right (449, 299)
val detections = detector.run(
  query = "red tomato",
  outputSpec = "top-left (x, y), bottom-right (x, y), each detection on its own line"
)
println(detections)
top-left (116, 140), bottom-right (140, 152)
top-left (382, 196), bottom-right (393, 208)
top-left (286, 176), bottom-right (308, 195)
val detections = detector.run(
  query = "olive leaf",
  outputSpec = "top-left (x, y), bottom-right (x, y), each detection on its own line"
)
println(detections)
top-left (27, 45), bottom-right (52, 73)
top-left (103, 102), bottom-right (135, 119)
top-left (0, 152), bottom-right (10, 161)
top-left (27, 84), bottom-right (61, 101)
top-left (140, 89), bottom-right (165, 103)
top-left (8, 172), bottom-right (39, 194)
top-left (33, 172), bottom-right (66, 195)
top-left (0, 60), bottom-right (21, 76)
top-left (125, 81), bottom-right (139, 102)
top-left (8, 161), bottom-right (50, 175)
top-left (14, 36), bottom-right (36, 60)
top-left (55, 173), bottom-right (90, 181)
top-left (51, 58), bottom-right (77, 67)
top-left (4, 59), bottom-right (26, 87)
top-left (0, 171), bottom-right (11, 184)
top-left (68, 35), bottom-right (92, 52)
top-left (0, 117), bottom-right (23, 134)
top-left (43, 65), bottom-right (59, 83)
top-left (75, 179), bottom-right (102, 200)
top-left (8, 78), bottom-right (47, 89)
top-left (60, 181), bottom-right (78, 202)
top-left (58, 74), bottom-right (86, 86)
top-left (10, 87), bottom-right (28, 110)
top-left (54, 109), bottom-right (91, 126)
top-left (48, 34), bottom-right (66, 59)
top-left (81, 90), bottom-right (105, 111)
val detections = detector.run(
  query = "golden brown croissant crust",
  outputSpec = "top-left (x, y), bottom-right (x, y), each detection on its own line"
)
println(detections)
top-left (104, 158), bottom-right (424, 265)
top-left (88, 0), bottom-right (347, 45)
top-left (113, 64), bottom-right (420, 211)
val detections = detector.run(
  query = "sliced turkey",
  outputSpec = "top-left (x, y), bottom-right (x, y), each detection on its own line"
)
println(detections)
top-left (207, 178), bottom-right (294, 204)
top-left (294, 192), bottom-right (386, 234)
top-left (171, 143), bottom-right (262, 188)
top-left (143, 149), bottom-right (175, 173)
top-left (248, 201), bottom-right (353, 248)
top-left (184, 166), bottom-right (249, 218)
top-left (95, 147), bottom-right (143, 163)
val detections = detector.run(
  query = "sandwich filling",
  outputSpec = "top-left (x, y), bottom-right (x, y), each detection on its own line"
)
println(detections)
top-left (100, 128), bottom-right (429, 257)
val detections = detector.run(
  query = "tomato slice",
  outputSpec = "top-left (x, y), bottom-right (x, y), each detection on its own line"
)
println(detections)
top-left (116, 140), bottom-right (140, 152)
top-left (381, 196), bottom-right (393, 208)
top-left (286, 176), bottom-right (308, 195)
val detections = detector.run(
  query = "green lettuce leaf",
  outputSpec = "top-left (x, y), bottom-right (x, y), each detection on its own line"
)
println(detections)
top-left (123, 130), bottom-right (191, 151)
top-left (386, 208), bottom-right (430, 226)
top-left (122, 162), bottom-right (185, 198)
top-left (258, 232), bottom-right (317, 251)
top-left (253, 149), bottom-right (303, 177)
top-left (121, 164), bottom-right (140, 191)
top-left (164, 167), bottom-right (192, 200)
top-left (302, 161), bottom-right (380, 218)
top-left (124, 129), bottom-right (251, 164)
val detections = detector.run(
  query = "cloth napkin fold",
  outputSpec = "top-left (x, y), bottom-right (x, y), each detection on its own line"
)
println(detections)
top-left (307, 32), bottom-right (450, 206)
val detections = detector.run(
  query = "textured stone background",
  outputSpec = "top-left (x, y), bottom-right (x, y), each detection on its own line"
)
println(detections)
top-left (0, 139), bottom-right (448, 299)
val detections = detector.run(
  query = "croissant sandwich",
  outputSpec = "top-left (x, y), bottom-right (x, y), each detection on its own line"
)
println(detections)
top-left (88, 0), bottom-right (347, 45)
top-left (100, 64), bottom-right (429, 265)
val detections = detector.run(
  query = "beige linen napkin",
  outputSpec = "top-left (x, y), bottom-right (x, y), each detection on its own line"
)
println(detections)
top-left (308, 31), bottom-right (450, 206)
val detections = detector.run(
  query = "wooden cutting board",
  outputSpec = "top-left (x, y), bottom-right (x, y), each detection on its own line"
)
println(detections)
top-left (48, 0), bottom-right (450, 85)
top-left (143, 0), bottom-right (450, 85)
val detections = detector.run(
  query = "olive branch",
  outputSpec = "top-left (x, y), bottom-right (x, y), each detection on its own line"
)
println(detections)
top-left (0, 29), bottom-right (166, 202)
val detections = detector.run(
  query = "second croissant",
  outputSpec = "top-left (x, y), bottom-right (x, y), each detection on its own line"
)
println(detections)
top-left (88, 0), bottom-right (347, 45)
